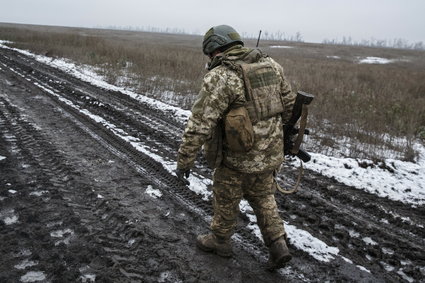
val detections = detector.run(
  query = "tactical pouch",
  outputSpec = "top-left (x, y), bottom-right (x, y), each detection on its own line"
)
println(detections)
top-left (224, 106), bottom-right (254, 152)
top-left (203, 122), bottom-right (223, 168)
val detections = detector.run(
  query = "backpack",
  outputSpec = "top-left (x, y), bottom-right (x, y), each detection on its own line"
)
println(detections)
top-left (204, 49), bottom-right (285, 167)
top-left (239, 60), bottom-right (285, 124)
top-left (223, 53), bottom-right (285, 152)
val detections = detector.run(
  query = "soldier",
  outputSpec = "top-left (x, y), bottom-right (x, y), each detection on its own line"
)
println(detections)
top-left (176, 25), bottom-right (296, 270)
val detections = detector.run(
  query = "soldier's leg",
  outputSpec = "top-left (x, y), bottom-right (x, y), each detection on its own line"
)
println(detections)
top-left (243, 171), bottom-right (285, 246)
top-left (243, 171), bottom-right (291, 269)
top-left (197, 166), bottom-right (243, 257)
top-left (210, 166), bottom-right (243, 239)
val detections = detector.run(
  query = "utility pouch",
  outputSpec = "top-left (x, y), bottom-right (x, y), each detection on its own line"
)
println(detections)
top-left (224, 106), bottom-right (254, 152)
top-left (203, 122), bottom-right (223, 168)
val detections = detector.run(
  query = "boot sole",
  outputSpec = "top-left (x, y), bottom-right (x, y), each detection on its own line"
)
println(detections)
top-left (266, 254), bottom-right (292, 271)
top-left (196, 241), bottom-right (232, 258)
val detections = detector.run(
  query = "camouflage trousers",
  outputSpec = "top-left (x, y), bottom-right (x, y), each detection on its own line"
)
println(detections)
top-left (210, 165), bottom-right (286, 246)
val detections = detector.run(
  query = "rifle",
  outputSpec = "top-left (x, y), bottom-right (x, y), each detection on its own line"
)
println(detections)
top-left (284, 91), bottom-right (314, 162)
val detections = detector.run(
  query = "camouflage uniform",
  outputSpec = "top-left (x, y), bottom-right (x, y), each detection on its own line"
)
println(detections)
top-left (177, 45), bottom-right (296, 246)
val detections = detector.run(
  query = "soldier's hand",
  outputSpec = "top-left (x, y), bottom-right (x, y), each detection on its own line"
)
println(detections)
top-left (175, 168), bottom-right (190, 186)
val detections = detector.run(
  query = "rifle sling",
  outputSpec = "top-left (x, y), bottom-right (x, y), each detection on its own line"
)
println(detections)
top-left (275, 161), bottom-right (303, 194)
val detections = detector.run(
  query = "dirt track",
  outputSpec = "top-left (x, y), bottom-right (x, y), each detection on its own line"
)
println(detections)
top-left (0, 47), bottom-right (424, 282)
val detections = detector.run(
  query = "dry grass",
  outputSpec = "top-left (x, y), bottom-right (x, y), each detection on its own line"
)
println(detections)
top-left (0, 23), bottom-right (206, 102)
top-left (260, 41), bottom-right (425, 160)
top-left (1, 23), bottom-right (424, 161)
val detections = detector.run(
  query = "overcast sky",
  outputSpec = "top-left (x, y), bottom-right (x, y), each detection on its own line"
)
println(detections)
top-left (1, 0), bottom-right (424, 44)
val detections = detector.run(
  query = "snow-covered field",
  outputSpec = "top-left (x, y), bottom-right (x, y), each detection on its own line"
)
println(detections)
top-left (1, 40), bottom-right (424, 272)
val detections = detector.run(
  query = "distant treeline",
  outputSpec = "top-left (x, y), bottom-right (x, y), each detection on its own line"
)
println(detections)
top-left (323, 36), bottom-right (424, 50)
top-left (98, 25), bottom-right (424, 51)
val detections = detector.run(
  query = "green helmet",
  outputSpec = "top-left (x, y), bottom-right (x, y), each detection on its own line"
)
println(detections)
top-left (202, 25), bottom-right (244, 55)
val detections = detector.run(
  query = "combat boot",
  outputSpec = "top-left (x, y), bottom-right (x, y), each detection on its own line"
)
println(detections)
top-left (266, 237), bottom-right (292, 271)
top-left (196, 233), bottom-right (232, 258)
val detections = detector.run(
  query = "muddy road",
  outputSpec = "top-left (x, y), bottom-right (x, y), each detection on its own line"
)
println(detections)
top-left (0, 47), bottom-right (424, 282)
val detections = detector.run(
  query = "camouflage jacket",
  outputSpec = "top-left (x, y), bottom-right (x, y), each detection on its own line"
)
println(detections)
top-left (177, 46), bottom-right (296, 173)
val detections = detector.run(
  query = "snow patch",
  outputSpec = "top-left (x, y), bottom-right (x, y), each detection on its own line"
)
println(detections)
top-left (1, 209), bottom-right (19, 225)
top-left (397, 269), bottom-right (414, 282)
top-left (381, 247), bottom-right (394, 255)
top-left (0, 40), bottom-right (12, 45)
top-left (341, 256), bottom-right (353, 264)
top-left (50, 228), bottom-right (74, 245)
top-left (246, 213), bottom-right (264, 242)
top-left (239, 199), bottom-right (254, 214)
top-left (270, 45), bottom-right (293, 49)
top-left (362, 237), bottom-right (378, 245)
top-left (381, 261), bottom-right (395, 272)
top-left (20, 271), bottom-right (46, 282)
top-left (29, 191), bottom-right (48, 197)
top-left (286, 223), bottom-right (340, 262)
top-left (0, 155), bottom-right (6, 161)
top-left (356, 265), bottom-right (371, 273)
top-left (327, 55), bottom-right (341, 59)
top-left (46, 220), bottom-right (63, 228)
top-left (187, 174), bottom-right (212, 201)
top-left (358, 56), bottom-right (394, 64)
top-left (13, 249), bottom-right (32, 258)
top-left (79, 266), bottom-right (96, 283)
top-left (50, 228), bottom-right (73, 238)
top-left (158, 270), bottom-right (181, 283)
top-left (80, 274), bottom-right (96, 283)
top-left (145, 185), bottom-right (162, 198)
top-left (8, 189), bottom-right (17, 194)
top-left (4, 215), bottom-right (18, 225)
top-left (14, 259), bottom-right (38, 270)
top-left (300, 143), bottom-right (425, 206)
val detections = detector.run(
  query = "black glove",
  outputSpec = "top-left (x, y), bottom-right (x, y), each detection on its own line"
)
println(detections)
top-left (175, 168), bottom-right (190, 185)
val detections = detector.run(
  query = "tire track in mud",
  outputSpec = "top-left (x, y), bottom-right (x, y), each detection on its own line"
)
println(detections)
top-left (0, 97), bottom-right (101, 282)
top-left (1, 46), bottom-right (424, 282)
top-left (0, 97), bottom-right (189, 282)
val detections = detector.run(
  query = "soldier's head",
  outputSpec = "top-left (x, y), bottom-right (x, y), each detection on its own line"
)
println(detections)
top-left (202, 25), bottom-right (244, 58)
